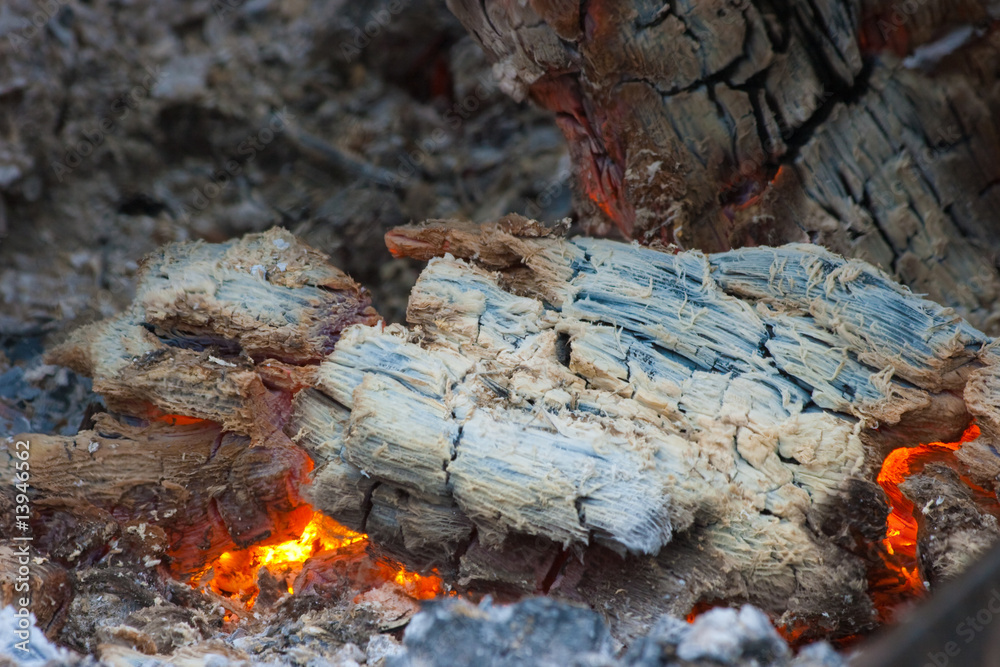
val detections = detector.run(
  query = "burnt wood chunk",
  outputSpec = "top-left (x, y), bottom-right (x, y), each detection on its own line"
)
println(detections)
top-left (10, 225), bottom-right (1000, 642)
top-left (45, 228), bottom-right (378, 436)
top-left (445, 0), bottom-right (1000, 335)
top-left (900, 463), bottom-right (1000, 586)
top-left (0, 416), bottom-right (313, 578)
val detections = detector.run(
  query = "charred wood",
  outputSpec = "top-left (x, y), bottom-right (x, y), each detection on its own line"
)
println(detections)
top-left (7, 223), bottom-right (1000, 642)
top-left (446, 0), bottom-right (1000, 333)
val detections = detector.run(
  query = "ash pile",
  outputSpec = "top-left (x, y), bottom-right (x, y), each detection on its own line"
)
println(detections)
top-left (0, 0), bottom-right (569, 342)
top-left (3, 595), bottom-right (844, 667)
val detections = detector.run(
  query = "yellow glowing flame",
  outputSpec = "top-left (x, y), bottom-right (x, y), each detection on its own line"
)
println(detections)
top-left (203, 511), bottom-right (449, 611)
top-left (251, 516), bottom-right (366, 584)
top-left (869, 423), bottom-right (982, 619)
top-left (392, 568), bottom-right (446, 600)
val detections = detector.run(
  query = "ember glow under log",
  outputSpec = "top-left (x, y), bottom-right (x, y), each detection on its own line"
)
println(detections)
top-left (872, 423), bottom-right (983, 614)
top-left (3, 223), bottom-right (1000, 652)
top-left (197, 510), bottom-right (448, 612)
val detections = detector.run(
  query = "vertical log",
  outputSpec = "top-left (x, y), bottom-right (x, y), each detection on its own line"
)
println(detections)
top-left (447, 0), bottom-right (1000, 333)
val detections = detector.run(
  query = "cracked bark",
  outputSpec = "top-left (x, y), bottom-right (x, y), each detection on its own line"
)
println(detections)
top-left (446, 0), bottom-right (1000, 334)
top-left (8, 224), bottom-right (1000, 642)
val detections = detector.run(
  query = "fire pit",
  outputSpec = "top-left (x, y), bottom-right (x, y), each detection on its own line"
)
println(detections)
top-left (3, 0), bottom-right (1000, 664)
top-left (3, 224), bottom-right (1000, 665)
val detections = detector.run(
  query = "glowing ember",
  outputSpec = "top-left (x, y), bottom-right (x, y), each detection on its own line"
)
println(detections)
top-left (687, 422), bottom-right (984, 641)
top-left (199, 512), bottom-right (448, 610)
top-left (392, 568), bottom-right (448, 601)
top-left (685, 599), bottom-right (718, 623)
top-left (154, 413), bottom-right (210, 426)
top-left (871, 423), bottom-right (981, 617)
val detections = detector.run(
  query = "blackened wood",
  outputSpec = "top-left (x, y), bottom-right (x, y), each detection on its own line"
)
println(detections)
top-left (447, 0), bottom-right (1000, 334)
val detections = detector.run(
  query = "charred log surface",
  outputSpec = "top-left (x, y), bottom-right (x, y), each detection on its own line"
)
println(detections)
top-left (1, 416), bottom-right (314, 579)
top-left (446, 0), bottom-right (1000, 334)
top-left (8, 223), bottom-right (1000, 644)
top-left (900, 463), bottom-right (1000, 587)
top-left (45, 228), bottom-right (379, 437)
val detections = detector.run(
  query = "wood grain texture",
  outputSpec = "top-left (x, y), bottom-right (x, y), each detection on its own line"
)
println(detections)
top-left (0, 416), bottom-right (314, 578)
top-left (7, 225), bottom-right (1000, 641)
top-left (46, 228), bottom-right (378, 436)
top-left (446, 0), bottom-right (1000, 334)
top-left (297, 220), bottom-right (997, 638)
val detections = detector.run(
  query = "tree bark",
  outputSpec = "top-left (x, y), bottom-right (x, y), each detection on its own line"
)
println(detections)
top-left (446, 0), bottom-right (1000, 334)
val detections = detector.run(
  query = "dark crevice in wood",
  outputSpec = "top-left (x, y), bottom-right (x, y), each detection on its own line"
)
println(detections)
top-left (628, 48), bottom-right (755, 99)
top-left (451, 523), bottom-right (477, 568)
top-left (741, 75), bottom-right (781, 161)
top-left (756, 0), bottom-right (791, 52)
top-left (803, 0), bottom-right (850, 71)
top-left (359, 480), bottom-right (381, 535)
top-left (578, 0), bottom-right (591, 41)
top-left (978, 178), bottom-right (1000, 198)
top-left (540, 547), bottom-right (572, 593)
top-left (555, 331), bottom-right (572, 367)
top-left (780, 58), bottom-right (875, 165)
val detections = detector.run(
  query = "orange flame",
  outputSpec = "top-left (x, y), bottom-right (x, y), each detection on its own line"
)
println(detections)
top-left (201, 512), bottom-right (448, 610)
top-left (392, 568), bottom-right (448, 601)
top-left (154, 413), bottom-right (210, 426)
top-left (871, 423), bottom-right (981, 616)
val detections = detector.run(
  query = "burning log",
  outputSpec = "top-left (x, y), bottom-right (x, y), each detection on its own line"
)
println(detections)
top-left (445, 0), bottom-right (1000, 333)
top-left (899, 463), bottom-right (1000, 586)
top-left (45, 228), bottom-right (379, 436)
top-left (1, 230), bottom-right (379, 578)
top-left (4, 416), bottom-right (314, 578)
top-left (5, 222), bottom-right (1000, 647)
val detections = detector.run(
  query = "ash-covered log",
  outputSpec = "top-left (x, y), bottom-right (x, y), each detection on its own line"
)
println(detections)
top-left (4, 222), bottom-right (1000, 647)
top-left (45, 228), bottom-right (379, 436)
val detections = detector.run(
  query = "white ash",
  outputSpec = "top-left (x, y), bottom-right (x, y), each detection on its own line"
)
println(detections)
top-left (387, 597), bottom-right (846, 667)
top-left (676, 606), bottom-right (789, 663)
top-left (0, 596), bottom-right (846, 667)
top-left (0, 606), bottom-right (80, 667)
top-left (366, 635), bottom-right (405, 665)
